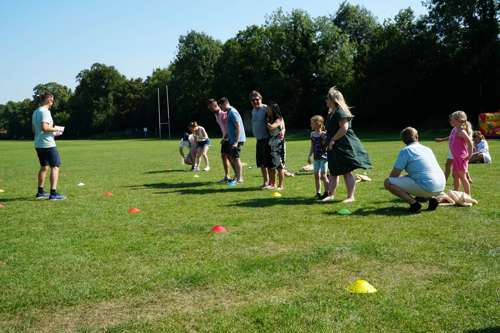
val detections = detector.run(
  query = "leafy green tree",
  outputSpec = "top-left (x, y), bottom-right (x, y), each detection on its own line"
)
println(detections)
top-left (70, 63), bottom-right (127, 136)
top-left (169, 31), bottom-right (222, 133)
top-left (425, 0), bottom-right (499, 114)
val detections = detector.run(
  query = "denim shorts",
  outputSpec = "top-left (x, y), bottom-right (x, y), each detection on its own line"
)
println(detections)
top-left (313, 159), bottom-right (328, 173)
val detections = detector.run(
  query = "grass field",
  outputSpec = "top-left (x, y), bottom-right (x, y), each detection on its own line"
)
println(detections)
top-left (0, 135), bottom-right (498, 333)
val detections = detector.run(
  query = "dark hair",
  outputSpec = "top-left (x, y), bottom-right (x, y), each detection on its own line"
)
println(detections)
top-left (207, 98), bottom-right (217, 106)
top-left (400, 127), bottom-right (418, 145)
top-left (218, 97), bottom-right (229, 105)
top-left (189, 121), bottom-right (198, 128)
top-left (40, 92), bottom-right (54, 105)
top-left (249, 90), bottom-right (262, 100)
top-left (267, 103), bottom-right (283, 123)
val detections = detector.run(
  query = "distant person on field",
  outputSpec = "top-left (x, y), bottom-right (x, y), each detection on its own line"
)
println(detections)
top-left (266, 103), bottom-right (286, 190)
top-left (219, 97), bottom-right (246, 183)
top-left (188, 121), bottom-right (210, 172)
top-left (207, 98), bottom-right (232, 182)
top-left (384, 127), bottom-right (445, 213)
top-left (322, 86), bottom-right (371, 203)
top-left (435, 118), bottom-right (473, 183)
top-left (448, 111), bottom-right (473, 194)
top-left (470, 131), bottom-right (492, 164)
top-left (31, 92), bottom-right (65, 200)
top-left (308, 115), bottom-right (329, 199)
top-left (250, 90), bottom-right (274, 189)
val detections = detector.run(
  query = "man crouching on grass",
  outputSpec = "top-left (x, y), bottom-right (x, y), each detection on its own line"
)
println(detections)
top-left (32, 92), bottom-right (65, 200)
top-left (384, 127), bottom-right (445, 213)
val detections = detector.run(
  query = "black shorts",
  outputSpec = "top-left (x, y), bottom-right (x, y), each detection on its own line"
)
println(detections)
top-left (229, 142), bottom-right (244, 160)
top-left (36, 147), bottom-right (61, 167)
top-left (256, 138), bottom-right (272, 168)
top-left (220, 139), bottom-right (231, 155)
top-left (269, 137), bottom-right (285, 169)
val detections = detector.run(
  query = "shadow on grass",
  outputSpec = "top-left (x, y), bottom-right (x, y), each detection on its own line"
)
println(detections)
top-left (126, 181), bottom-right (212, 190)
top-left (155, 187), bottom-right (260, 195)
top-left (350, 206), bottom-right (412, 216)
top-left (227, 196), bottom-right (316, 208)
top-left (464, 328), bottom-right (500, 333)
top-left (0, 196), bottom-right (35, 203)
top-left (144, 169), bottom-right (187, 174)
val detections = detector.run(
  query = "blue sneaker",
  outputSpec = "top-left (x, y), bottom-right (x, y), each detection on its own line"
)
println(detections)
top-left (49, 193), bottom-right (66, 200)
top-left (35, 191), bottom-right (49, 200)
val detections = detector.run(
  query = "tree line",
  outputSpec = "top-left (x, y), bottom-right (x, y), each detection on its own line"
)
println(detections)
top-left (1, 0), bottom-right (498, 139)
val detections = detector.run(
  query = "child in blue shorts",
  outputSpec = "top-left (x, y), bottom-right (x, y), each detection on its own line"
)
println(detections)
top-left (308, 115), bottom-right (330, 200)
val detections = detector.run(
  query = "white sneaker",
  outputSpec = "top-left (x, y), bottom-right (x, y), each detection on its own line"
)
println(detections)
top-left (236, 178), bottom-right (244, 183)
top-left (263, 185), bottom-right (275, 190)
top-left (203, 166), bottom-right (210, 171)
top-left (321, 195), bottom-right (335, 202)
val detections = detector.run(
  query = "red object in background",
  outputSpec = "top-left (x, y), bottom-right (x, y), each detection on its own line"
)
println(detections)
top-left (211, 225), bottom-right (227, 233)
top-left (104, 192), bottom-right (113, 197)
top-left (478, 111), bottom-right (500, 138)
top-left (128, 207), bottom-right (141, 214)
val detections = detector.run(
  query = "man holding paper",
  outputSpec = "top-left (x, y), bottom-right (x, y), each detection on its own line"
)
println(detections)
top-left (32, 92), bottom-right (65, 200)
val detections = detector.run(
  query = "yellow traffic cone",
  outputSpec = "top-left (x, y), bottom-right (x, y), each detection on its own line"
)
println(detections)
top-left (347, 280), bottom-right (377, 293)
top-left (272, 192), bottom-right (282, 198)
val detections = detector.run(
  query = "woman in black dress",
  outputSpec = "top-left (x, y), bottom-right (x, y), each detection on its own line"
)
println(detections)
top-left (322, 87), bottom-right (372, 202)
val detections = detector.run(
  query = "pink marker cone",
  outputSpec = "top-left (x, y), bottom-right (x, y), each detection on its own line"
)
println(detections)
top-left (128, 207), bottom-right (141, 214)
top-left (104, 191), bottom-right (113, 197)
top-left (211, 225), bottom-right (227, 233)
top-left (0, 203), bottom-right (5, 209)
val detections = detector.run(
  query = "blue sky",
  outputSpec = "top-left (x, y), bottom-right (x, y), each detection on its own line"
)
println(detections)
top-left (0, 0), bottom-right (427, 104)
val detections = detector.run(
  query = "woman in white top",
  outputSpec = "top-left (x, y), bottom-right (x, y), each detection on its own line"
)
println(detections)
top-left (189, 121), bottom-right (210, 171)
top-left (470, 131), bottom-right (492, 163)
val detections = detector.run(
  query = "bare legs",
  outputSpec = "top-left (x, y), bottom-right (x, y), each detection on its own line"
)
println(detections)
top-left (324, 172), bottom-right (355, 202)
top-left (260, 167), bottom-right (269, 187)
top-left (195, 146), bottom-right (209, 170)
top-left (38, 165), bottom-right (59, 191)
top-left (453, 170), bottom-right (471, 195)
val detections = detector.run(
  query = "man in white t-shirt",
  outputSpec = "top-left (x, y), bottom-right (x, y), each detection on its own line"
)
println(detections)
top-left (384, 127), bottom-right (445, 213)
top-left (32, 93), bottom-right (65, 200)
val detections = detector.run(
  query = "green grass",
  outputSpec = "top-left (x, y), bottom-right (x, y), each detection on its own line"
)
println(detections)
top-left (0, 136), bottom-right (498, 333)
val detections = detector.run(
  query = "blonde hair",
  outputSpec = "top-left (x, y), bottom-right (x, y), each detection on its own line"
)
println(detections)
top-left (326, 86), bottom-right (352, 117)
top-left (450, 111), bottom-right (472, 135)
top-left (311, 115), bottom-right (325, 131)
top-left (401, 127), bottom-right (418, 145)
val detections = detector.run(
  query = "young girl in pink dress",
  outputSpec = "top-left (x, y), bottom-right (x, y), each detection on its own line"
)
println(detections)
top-left (448, 111), bottom-right (473, 194)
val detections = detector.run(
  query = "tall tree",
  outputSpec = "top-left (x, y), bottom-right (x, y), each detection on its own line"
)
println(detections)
top-left (70, 63), bottom-right (127, 136)
top-left (169, 31), bottom-right (222, 133)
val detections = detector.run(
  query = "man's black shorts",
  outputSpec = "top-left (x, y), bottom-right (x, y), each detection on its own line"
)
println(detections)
top-left (256, 138), bottom-right (272, 168)
top-left (221, 139), bottom-right (231, 155)
top-left (229, 142), bottom-right (244, 160)
top-left (36, 147), bottom-right (61, 167)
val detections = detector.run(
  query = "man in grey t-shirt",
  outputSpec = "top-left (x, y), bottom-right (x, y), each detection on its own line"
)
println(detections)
top-left (32, 93), bottom-right (65, 200)
top-left (249, 90), bottom-right (273, 188)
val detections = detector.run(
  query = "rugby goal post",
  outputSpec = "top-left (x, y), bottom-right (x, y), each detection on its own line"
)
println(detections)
top-left (157, 85), bottom-right (172, 139)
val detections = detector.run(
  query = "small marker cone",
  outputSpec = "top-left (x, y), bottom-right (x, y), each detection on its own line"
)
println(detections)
top-left (337, 208), bottom-right (352, 216)
top-left (347, 280), bottom-right (377, 293)
top-left (272, 192), bottom-right (282, 198)
top-left (228, 180), bottom-right (237, 187)
top-left (211, 225), bottom-right (227, 233)
top-left (0, 189), bottom-right (5, 193)
top-left (0, 203), bottom-right (5, 208)
top-left (104, 191), bottom-right (113, 197)
top-left (193, 174), bottom-right (200, 178)
top-left (77, 182), bottom-right (85, 187)
top-left (128, 207), bottom-right (141, 214)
